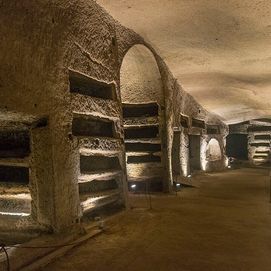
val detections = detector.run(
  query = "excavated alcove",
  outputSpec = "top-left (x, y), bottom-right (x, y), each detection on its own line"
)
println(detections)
top-left (122, 103), bottom-right (159, 118)
top-left (72, 114), bottom-right (116, 138)
top-left (189, 135), bottom-right (201, 171)
top-left (69, 70), bottom-right (115, 100)
top-left (120, 45), bottom-right (165, 192)
top-left (192, 118), bottom-right (206, 129)
top-left (124, 125), bottom-right (159, 139)
top-left (206, 138), bottom-right (222, 161)
top-left (0, 165), bottom-right (29, 184)
top-left (254, 134), bottom-right (270, 140)
top-left (80, 155), bottom-right (121, 172)
top-left (207, 125), bottom-right (220, 135)
top-left (248, 126), bottom-right (271, 132)
top-left (180, 115), bottom-right (189, 128)
top-left (0, 130), bottom-right (30, 158)
top-left (125, 142), bottom-right (161, 152)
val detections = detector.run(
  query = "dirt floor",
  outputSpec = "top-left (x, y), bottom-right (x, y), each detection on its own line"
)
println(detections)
top-left (42, 167), bottom-right (271, 271)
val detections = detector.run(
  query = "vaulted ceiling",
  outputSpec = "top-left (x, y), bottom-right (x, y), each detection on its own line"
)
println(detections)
top-left (98, 0), bottom-right (271, 124)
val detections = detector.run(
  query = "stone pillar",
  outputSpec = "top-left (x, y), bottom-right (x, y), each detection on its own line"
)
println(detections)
top-left (49, 112), bottom-right (81, 232)
top-left (30, 125), bottom-right (55, 229)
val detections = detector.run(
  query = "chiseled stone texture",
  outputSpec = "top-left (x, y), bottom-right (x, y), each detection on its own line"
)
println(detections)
top-left (0, 0), bottom-right (228, 232)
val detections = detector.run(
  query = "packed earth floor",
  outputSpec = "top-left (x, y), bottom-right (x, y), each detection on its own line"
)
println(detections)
top-left (42, 167), bottom-right (271, 271)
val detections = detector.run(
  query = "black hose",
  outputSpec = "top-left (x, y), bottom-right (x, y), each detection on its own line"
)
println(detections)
top-left (1, 244), bottom-right (10, 271)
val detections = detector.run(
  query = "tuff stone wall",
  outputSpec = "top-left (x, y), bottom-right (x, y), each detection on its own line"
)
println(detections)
top-left (0, 0), bottom-right (228, 237)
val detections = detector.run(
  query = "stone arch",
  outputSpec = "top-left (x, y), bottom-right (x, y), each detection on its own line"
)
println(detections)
top-left (120, 44), bottom-right (167, 192)
top-left (206, 138), bottom-right (222, 161)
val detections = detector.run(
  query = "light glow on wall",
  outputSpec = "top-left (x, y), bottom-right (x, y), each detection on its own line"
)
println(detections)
top-left (200, 139), bottom-right (208, 171)
top-left (0, 193), bottom-right (31, 200)
top-left (81, 196), bottom-right (105, 212)
top-left (224, 156), bottom-right (229, 167)
top-left (0, 211), bottom-right (30, 217)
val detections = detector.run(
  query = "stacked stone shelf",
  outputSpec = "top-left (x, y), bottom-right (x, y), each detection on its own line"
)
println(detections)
top-left (248, 126), bottom-right (271, 132)
top-left (0, 130), bottom-right (31, 217)
top-left (249, 131), bottom-right (270, 164)
top-left (70, 70), bottom-right (123, 215)
top-left (122, 103), bottom-right (163, 191)
top-left (75, 125), bottom-right (122, 214)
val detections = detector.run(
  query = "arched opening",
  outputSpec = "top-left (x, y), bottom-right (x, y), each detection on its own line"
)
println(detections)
top-left (120, 45), bottom-right (165, 192)
top-left (206, 138), bottom-right (222, 161)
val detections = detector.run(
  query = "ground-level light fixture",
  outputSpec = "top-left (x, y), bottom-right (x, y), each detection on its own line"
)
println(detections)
top-left (131, 184), bottom-right (137, 189)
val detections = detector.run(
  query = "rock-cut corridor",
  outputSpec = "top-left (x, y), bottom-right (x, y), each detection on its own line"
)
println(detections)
top-left (43, 167), bottom-right (271, 271)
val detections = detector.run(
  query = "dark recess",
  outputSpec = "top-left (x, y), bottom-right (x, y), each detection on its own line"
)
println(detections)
top-left (72, 116), bottom-right (115, 138)
top-left (125, 142), bottom-right (161, 152)
top-left (80, 155), bottom-right (121, 173)
top-left (192, 118), bottom-right (205, 129)
top-left (124, 126), bottom-right (159, 139)
top-left (0, 165), bottom-right (29, 184)
top-left (122, 103), bottom-right (158, 118)
top-left (226, 134), bottom-right (248, 159)
top-left (69, 70), bottom-right (114, 100)
top-left (254, 134), bottom-right (270, 140)
top-left (0, 131), bottom-right (30, 158)
top-left (127, 155), bottom-right (161, 164)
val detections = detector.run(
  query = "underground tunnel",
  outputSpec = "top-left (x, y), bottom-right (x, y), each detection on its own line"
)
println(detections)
top-left (0, 1), bottom-right (270, 270)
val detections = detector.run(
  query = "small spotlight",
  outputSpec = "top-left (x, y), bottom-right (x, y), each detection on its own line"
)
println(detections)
top-left (228, 165), bottom-right (231, 169)
top-left (131, 184), bottom-right (136, 189)
top-left (187, 174), bottom-right (192, 178)
top-left (176, 183), bottom-right (181, 187)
